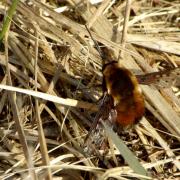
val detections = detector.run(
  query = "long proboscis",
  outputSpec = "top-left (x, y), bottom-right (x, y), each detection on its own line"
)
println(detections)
top-left (85, 25), bottom-right (105, 62)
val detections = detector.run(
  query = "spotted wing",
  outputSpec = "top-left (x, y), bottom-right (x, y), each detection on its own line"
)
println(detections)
top-left (84, 94), bottom-right (115, 154)
top-left (136, 67), bottom-right (180, 88)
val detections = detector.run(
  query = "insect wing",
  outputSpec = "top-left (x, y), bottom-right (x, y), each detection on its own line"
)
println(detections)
top-left (84, 94), bottom-right (115, 153)
top-left (136, 67), bottom-right (180, 88)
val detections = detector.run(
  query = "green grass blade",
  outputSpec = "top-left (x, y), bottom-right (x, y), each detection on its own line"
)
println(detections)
top-left (102, 121), bottom-right (150, 179)
top-left (0, 0), bottom-right (20, 43)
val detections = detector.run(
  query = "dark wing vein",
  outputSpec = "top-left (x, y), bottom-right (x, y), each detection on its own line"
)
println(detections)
top-left (136, 67), bottom-right (180, 88)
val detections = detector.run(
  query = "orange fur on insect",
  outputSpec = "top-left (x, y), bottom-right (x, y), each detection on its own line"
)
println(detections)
top-left (103, 62), bottom-right (145, 127)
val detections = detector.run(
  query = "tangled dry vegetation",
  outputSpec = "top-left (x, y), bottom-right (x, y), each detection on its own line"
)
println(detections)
top-left (0, 0), bottom-right (180, 179)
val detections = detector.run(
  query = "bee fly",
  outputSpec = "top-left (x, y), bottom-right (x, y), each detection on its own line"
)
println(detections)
top-left (102, 61), bottom-right (145, 127)
top-left (85, 25), bottom-right (180, 131)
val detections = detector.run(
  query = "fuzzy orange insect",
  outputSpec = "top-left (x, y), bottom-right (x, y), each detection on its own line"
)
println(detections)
top-left (103, 61), bottom-right (145, 127)
top-left (85, 25), bottom-right (179, 129)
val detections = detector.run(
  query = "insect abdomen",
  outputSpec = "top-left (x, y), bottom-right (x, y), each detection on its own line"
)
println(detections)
top-left (103, 62), bottom-right (145, 127)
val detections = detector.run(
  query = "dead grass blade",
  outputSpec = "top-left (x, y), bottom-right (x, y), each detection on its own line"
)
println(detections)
top-left (0, 0), bottom-right (179, 179)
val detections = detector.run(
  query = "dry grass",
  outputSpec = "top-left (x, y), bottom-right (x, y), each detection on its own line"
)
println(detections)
top-left (0, 0), bottom-right (180, 179)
